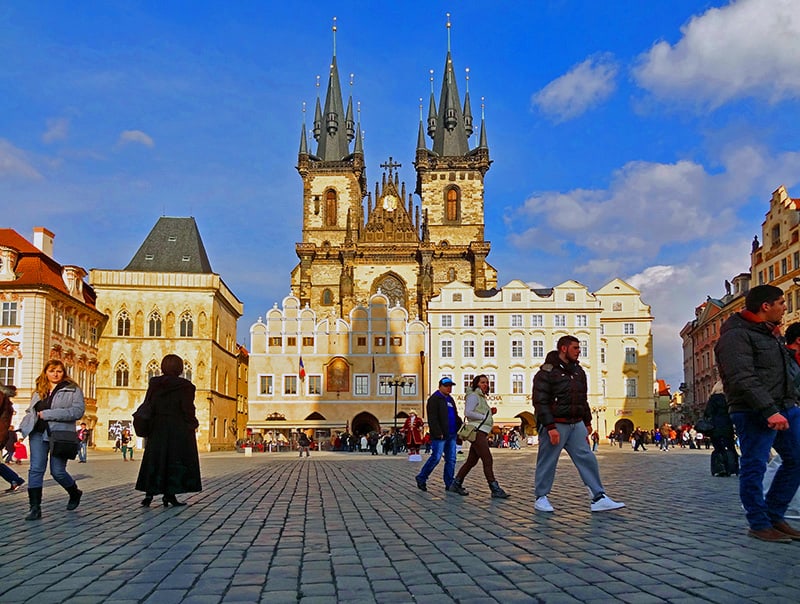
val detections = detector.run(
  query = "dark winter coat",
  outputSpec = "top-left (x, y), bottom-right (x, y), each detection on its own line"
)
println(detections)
top-left (425, 390), bottom-right (462, 440)
top-left (532, 350), bottom-right (591, 430)
top-left (703, 393), bottom-right (734, 439)
top-left (715, 313), bottom-right (796, 419)
top-left (135, 375), bottom-right (202, 496)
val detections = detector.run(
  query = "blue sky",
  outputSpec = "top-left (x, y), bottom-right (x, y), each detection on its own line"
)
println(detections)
top-left (3, 0), bottom-right (800, 390)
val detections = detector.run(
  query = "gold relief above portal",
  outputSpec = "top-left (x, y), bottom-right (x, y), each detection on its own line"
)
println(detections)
top-left (326, 357), bottom-right (350, 392)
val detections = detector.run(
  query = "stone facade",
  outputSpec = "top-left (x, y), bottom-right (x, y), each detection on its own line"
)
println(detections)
top-left (427, 278), bottom-right (655, 439)
top-left (248, 293), bottom-right (426, 442)
top-left (0, 227), bottom-right (107, 429)
top-left (89, 218), bottom-right (243, 451)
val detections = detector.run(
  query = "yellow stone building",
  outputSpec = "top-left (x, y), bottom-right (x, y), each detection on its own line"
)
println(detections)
top-left (427, 278), bottom-right (654, 439)
top-left (89, 217), bottom-right (244, 451)
top-left (0, 227), bottom-right (106, 429)
top-left (248, 293), bottom-right (426, 441)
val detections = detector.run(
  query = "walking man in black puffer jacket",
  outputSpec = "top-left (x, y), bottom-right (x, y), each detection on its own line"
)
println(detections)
top-left (532, 335), bottom-right (625, 514)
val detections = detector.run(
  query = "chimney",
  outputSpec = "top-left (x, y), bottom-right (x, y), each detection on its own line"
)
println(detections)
top-left (33, 227), bottom-right (55, 257)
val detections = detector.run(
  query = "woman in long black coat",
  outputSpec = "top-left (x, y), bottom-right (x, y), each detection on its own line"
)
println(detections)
top-left (135, 354), bottom-right (201, 506)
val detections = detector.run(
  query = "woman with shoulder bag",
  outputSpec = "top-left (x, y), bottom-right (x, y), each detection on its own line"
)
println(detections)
top-left (135, 354), bottom-right (202, 507)
top-left (448, 374), bottom-right (509, 498)
top-left (19, 360), bottom-right (85, 520)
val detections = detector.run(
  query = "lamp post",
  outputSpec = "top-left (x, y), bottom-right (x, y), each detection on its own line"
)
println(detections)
top-left (380, 376), bottom-right (406, 455)
top-left (591, 405), bottom-right (606, 440)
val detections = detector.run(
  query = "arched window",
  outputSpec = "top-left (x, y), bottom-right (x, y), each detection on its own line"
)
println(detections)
top-left (148, 311), bottom-right (162, 337)
top-left (146, 360), bottom-right (161, 381)
top-left (117, 311), bottom-right (130, 337)
top-left (445, 187), bottom-right (459, 222)
top-left (115, 361), bottom-right (129, 387)
top-left (322, 288), bottom-right (333, 306)
top-left (325, 190), bottom-right (337, 226)
top-left (180, 311), bottom-right (194, 337)
top-left (183, 361), bottom-right (193, 382)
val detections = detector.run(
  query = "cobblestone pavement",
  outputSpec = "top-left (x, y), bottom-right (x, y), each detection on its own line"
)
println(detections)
top-left (2, 445), bottom-right (799, 603)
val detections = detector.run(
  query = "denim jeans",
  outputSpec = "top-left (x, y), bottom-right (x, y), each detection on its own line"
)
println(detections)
top-left (0, 462), bottom-right (23, 486)
top-left (27, 431), bottom-right (76, 489)
top-left (731, 406), bottom-right (800, 530)
top-left (416, 435), bottom-right (457, 488)
top-left (78, 440), bottom-right (88, 462)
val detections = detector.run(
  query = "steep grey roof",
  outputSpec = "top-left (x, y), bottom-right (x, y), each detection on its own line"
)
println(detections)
top-left (431, 51), bottom-right (471, 157)
top-left (315, 56), bottom-right (351, 161)
top-left (125, 217), bottom-right (213, 273)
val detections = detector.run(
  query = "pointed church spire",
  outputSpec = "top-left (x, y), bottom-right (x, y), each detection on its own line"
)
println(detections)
top-left (345, 73), bottom-right (355, 142)
top-left (299, 102), bottom-right (308, 155)
top-left (463, 68), bottom-right (473, 137)
top-left (431, 15), bottom-right (470, 157)
top-left (316, 17), bottom-right (351, 161)
top-left (479, 97), bottom-right (488, 149)
top-left (427, 70), bottom-right (437, 139)
top-left (313, 76), bottom-right (322, 142)
top-left (417, 98), bottom-right (427, 151)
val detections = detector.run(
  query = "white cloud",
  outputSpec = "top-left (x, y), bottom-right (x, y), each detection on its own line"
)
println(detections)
top-left (532, 53), bottom-right (618, 122)
top-left (625, 243), bottom-right (751, 388)
top-left (633, 0), bottom-right (800, 107)
top-left (42, 117), bottom-right (70, 143)
top-left (0, 139), bottom-right (42, 180)
top-left (118, 130), bottom-right (155, 148)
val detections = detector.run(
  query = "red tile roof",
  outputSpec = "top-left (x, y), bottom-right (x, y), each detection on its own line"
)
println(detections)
top-left (0, 229), bottom-right (97, 308)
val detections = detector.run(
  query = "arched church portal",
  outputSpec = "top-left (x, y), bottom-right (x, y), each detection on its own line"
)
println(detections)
top-left (614, 419), bottom-right (634, 440)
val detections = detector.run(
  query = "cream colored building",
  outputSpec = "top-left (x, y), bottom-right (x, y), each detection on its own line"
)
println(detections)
top-left (90, 217), bottom-right (243, 451)
top-left (751, 185), bottom-right (800, 323)
top-left (0, 227), bottom-right (107, 428)
top-left (248, 292), bottom-right (427, 441)
top-left (427, 278), bottom-right (654, 439)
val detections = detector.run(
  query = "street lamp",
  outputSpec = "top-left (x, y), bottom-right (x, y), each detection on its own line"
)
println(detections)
top-left (380, 376), bottom-right (406, 455)
top-left (591, 406), bottom-right (606, 439)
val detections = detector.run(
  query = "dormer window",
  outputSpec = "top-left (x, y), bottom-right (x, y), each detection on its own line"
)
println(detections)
top-left (145, 254), bottom-right (154, 261)
top-left (182, 256), bottom-right (190, 262)
top-left (168, 236), bottom-right (177, 242)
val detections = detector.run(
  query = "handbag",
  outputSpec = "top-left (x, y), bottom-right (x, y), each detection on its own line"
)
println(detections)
top-left (456, 409), bottom-right (491, 443)
top-left (695, 418), bottom-right (714, 434)
top-left (48, 429), bottom-right (80, 460)
top-left (132, 393), bottom-right (153, 437)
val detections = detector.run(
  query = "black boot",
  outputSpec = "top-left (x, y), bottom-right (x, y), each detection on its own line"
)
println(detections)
top-left (66, 483), bottom-right (83, 510)
top-left (162, 494), bottom-right (187, 507)
top-left (447, 477), bottom-right (469, 496)
top-left (25, 487), bottom-right (42, 521)
top-left (489, 480), bottom-right (510, 499)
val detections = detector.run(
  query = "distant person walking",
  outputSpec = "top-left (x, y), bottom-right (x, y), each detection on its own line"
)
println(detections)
top-left (0, 385), bottom-right (25, 492)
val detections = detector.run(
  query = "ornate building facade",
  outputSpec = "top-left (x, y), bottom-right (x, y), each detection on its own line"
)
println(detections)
top-left (427, 279), bottom-right (655, 439)
top-left (291, 30), bottom-right (496, 322)
top-left (90, 217), bottom-right (244, 451)
top-left (0, 227), bottom-right (106, 428)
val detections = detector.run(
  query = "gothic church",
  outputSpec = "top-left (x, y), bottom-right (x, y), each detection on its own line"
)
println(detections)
top-left (292, 23), bottom-right (496, 320)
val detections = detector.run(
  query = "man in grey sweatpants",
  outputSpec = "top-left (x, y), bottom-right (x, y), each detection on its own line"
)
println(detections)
top-left (532, 335), bottom-right (625, 513)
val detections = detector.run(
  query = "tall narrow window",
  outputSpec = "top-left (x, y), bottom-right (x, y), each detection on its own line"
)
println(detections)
top-left (1, 302), bottom-right (17, 326)
top-left (183, 362), bottom-right (193, 382)
top-left (148, 311), bottom-right (162, 337)
top-left (117, 311), bottom-right (130, 337)
top-left (180, 311), bottom-right (194, 337)
top-left (325, 190), bottom-right (337, 226)
top-left (322, 289), bottom-right (333, 305)
top-left (0, 357), bottom-right (15, 385)
top-left (146, 360), bottom-right (161, 381)
top-left (115, 361), bottom-right (129, 387)
top-left (445, 188), bottom-right (459, 221)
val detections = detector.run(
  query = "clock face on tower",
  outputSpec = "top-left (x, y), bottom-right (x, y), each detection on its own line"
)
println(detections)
top-left (382, 194), bottom-right (397, 211)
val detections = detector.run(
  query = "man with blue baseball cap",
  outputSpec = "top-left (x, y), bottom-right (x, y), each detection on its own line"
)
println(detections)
top-left (415, 377), bottom-right (463, 493)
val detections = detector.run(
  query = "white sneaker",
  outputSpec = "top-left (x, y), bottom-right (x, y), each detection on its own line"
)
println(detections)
top-left (534, 496), bottom-right (554, 512)
top-left (591, 495), bottom-right (625, 512)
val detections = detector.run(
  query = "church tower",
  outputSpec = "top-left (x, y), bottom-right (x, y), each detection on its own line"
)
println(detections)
top-left (293, 19), bottom-right (366, 314)
top-left (291, 17), bottom-right (495, 321)
top-left (414, 16), bottom-right (496, 293)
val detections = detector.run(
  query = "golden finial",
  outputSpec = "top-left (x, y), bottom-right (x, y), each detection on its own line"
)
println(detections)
top-left (465, 67), bottom-right (470, 92)
top-left (419, 97), bottom-right (423, 120)
top-left (350, 73), bottom-right (354, 87)
top-left (446, 13), bottom-right (451, 51)
top-left (481, 96), bottom-right (485, 119)
top-left (332, 16), bottom-right (337, 55)
top-left (315, 75), bottom-right (320, 89)
top-left (357, 100), bottom-right (361, 123)
top-left (429, 69), bottom-right (434, 93)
